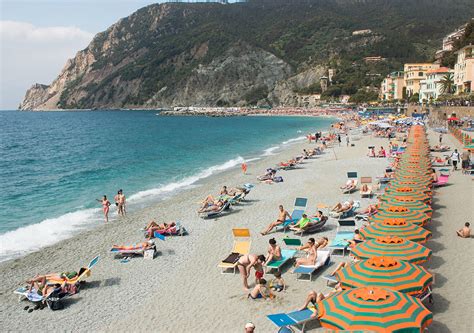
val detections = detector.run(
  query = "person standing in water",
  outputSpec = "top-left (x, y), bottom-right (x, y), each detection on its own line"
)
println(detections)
top-left (97, 195), bottom-right (111, 223)
top-left (114, 189), bottom-right (126, 216)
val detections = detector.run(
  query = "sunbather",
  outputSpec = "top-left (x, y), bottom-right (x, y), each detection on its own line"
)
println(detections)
top-left (347, 229), bottom-right (364, 247)
top-left (198, 199), bottom-right (225, 213)
top-left (378, 146), bottom-right (386, 157)
top-left (220, 186), bottom-right (228, 195)
top-left (237, 254), bottom-right (266, 290)
top-left (264, 238), bottom-right (282, 266)
top-left (368, 147), bottom-right (376, 157)
top-left (260, 205), bottom-right (292, 235)
top-left (258, 169), bottom-right (277, 181)
top-left (300, 290), bottom-right (326, 318)
top-left (359, 204), bottom-right (378, 216)
top-left (360, 183), bottom-right (370, 193)
top-left (198, 195), bottom-right (217, 212)
top-left (111, 240), bottom-right (154, 251)
top-left (248, 278), bottom-right (274, 300)
top-left (340, 179), bottom-right (356, 191)
top-left (332, 200), bottom-right (354, 213)
top-left (289, 214), bottom-right (312, 232)
top-left (144, 221), bottom-right (176, 239)
top-left (329, 261), bottom-right (349, 276)
top-left (456, 222), bottom-right (471, 238)
top-left (294, 241), bottom-right (317, 268)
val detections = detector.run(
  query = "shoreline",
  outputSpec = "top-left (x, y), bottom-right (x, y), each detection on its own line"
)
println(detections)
top-left (0, 117), bottom-right (333, 263)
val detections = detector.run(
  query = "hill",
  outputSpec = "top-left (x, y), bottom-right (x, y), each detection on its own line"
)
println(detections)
top-left (19, 0), bottom-right (474, 110)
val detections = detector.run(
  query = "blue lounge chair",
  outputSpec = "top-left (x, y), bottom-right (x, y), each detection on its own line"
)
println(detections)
top-left (328, 231), bottom-right (354, 256)
top-left (267, 308), bottom-right (316, 332)
top-left (265, 249), bottom-right (298, 273)
top-left (276, 197), bottom-right (308, 232)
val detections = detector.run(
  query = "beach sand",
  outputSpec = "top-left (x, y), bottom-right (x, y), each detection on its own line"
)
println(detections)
top-left (0, 127), bottom-right (471, 332)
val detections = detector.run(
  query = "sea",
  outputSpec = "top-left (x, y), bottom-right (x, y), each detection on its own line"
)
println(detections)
top-left (0, 110), bottom-right (334, 261)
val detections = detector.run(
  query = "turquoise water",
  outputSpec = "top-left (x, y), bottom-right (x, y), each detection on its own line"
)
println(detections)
top-left (0, 110), bottom-right (334, 260)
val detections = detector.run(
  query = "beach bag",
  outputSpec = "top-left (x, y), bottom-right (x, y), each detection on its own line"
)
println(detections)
top-left (273, 176), bottom-right (284, 183)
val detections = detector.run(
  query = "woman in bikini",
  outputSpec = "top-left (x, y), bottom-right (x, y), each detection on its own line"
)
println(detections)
top-left (237, 254), bottom-right (265, 290)
top-left (96, 195), bottom-right (111, 223)
top-left (294, 239), bottom-right (317, 268)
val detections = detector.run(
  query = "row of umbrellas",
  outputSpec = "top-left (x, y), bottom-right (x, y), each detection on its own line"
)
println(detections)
top-left (315, 125), bottom-right (435, 332)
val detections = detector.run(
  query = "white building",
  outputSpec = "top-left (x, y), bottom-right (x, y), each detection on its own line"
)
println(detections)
top-left (418, 67), bottom-right (452, 102)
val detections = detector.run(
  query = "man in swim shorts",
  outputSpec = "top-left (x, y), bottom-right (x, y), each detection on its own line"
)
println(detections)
top-left (260, 205), bottom-right (292, 235)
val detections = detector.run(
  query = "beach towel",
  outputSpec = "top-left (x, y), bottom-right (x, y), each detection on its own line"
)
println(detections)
top-left (222, 252), bottom-right (241, 264)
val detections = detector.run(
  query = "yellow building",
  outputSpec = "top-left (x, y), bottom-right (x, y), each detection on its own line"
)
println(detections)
top-left (454, 45), bottom-right (474, 94)
top-left (380, 71), bottom-right (404, 101)
top-left (404, 63), bottom-right (440, 97)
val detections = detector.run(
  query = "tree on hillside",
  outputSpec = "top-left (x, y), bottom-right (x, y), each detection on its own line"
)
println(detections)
top-left (439, 73), bottom-right (455, 94)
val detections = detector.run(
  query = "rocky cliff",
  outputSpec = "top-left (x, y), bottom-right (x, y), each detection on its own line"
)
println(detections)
top-left (19, 0), bottom-right (474, 110)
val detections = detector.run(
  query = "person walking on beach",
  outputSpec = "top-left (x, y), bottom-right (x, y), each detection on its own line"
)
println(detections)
top-left (451, 149), bottom-right (460, 171)
top-left (461, 149), bottom-right (470, 173)
top-left (439, 134), bottom-right (443, 144)
top-left (346, 135), bottom-right (350, 147)
top-left (96, 195), bottom-right (111, 223)
top-left (337, 134), bottom-right (341, 146)
top-left (241, 162), bottom-right (247, 174)
top-left (114, 189), bottom-right (126, 216)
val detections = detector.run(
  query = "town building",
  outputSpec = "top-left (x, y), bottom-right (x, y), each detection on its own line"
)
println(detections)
top-left (404, 63), bottom-right (440, 97)
top-left (454, 45), bottom-right (474, 94)
top-left (379, 71), bottom-right (404, 101)
top-left (434, 21), bottom-right (470, 63)
top-left (418, 67), bottom-right (452, 102)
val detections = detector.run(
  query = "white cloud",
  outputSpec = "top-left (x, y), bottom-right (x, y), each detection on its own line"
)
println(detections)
top-left (0, 21), bottom-right (94, 109)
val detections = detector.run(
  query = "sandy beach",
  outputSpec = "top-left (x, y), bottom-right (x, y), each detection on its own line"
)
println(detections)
top-left (0, 124), bottom-right (472, 332)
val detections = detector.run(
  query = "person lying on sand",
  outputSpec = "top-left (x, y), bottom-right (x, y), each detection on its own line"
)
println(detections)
top-left (258, 169), bottom-right (276, 181)
top-left (260, 205), bottom-right (292, 235)
top-left (111, 240), bottom-right (155, 251)
top-left (340, 179), bottom-right (356, 192)
top-left (27, 276), bottom-right (66, 299)
top-left (248, 278), bottom-right (274, 300)
top-left (237, 254), bottom-right (266, 290)
top-left (456, 222), bottom-right (471, 238)
top-left (264, 238), bottom-right (282, 266)
top-left (332, 200), bottom-right (354, 213)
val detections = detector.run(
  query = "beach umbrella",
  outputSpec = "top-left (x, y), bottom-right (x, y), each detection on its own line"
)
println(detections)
top-left (335, 257), bottom-right (433, 296)
top-left (447, 116), bottom-right (460, 121)
top-left (316, 287), bottom-right (433, 332)
top-left (379, 197), bottom-right (432, 217)
top-left (360, 219), bottom-right (431, 243)
top-left (392, 175), bottom-right (432, 186)
top-left (386, 182), bottom-right (432, 194)
top-left (351, 236), bottom-right (431, 264)
top-left (369, 208), bottom-right (430, 226)
top-left (381, 188), bottom-right (431, 204)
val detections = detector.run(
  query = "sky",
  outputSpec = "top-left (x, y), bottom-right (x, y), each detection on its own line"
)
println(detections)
top-left (0, 0), bottom-right (164, 109)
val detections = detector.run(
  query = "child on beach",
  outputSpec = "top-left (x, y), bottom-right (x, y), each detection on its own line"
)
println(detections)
top-left (248, 278), bottom-right (274, 300)
top-left (270, 271), bottom-right (286, 292)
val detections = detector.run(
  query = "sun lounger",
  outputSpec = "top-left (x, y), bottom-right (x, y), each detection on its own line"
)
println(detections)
top-left (152, 222), bottom-right (187, 237)
top-left (267, 308), bottom-right (316, 332)
top-left (322, 274), bottom-right (338, 286)
top-left (341, 172), bottom-right (358, 194)
top-left (265, 249), bottom-right (298, 273)
top-left (218, 228), bottom-right (251, 274)
top-left (359, 177), bottom-right (373, 198)
top-left (292, 216), bottom-right (328, 236)
top-left (276, 197), bottom-right (308, 232)
top-left (283, 238), bottom-right (303, 248)
top-left (293, 249), bottom-right (330, 281)
top-left (110, 243), bottom-right (156, 258)
top-left (328, 231), bottom-right (354, 256)
top-left (433, 174), bottom-right (449, 187)
top-left (337, 219), bottom-right (356, 230)
top-left (200, 201), bottom-right (231, 219)
top-left (417, 286), bottom-right (434, 303)
top-left (14, 286), bottom-right (71, 310)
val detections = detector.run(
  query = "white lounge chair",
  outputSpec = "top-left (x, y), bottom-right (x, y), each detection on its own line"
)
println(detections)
top-left (293, 249), bottom-right (330, 281)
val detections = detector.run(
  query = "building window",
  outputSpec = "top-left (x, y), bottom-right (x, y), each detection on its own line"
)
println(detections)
top-left (418, 72), bottom-right (424, 77)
